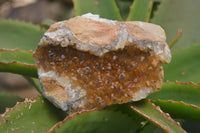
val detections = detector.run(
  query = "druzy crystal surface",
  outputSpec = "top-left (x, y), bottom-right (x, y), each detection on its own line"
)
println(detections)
top-left (34, 13), bottom-right (171, 113)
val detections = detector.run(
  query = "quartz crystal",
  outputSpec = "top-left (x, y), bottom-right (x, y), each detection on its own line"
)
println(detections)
top-left (33, 13), bottom-right (171, 113)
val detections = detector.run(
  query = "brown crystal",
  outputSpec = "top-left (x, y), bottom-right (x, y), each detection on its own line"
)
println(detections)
top-left (33, 13), bottom-right (171, 113)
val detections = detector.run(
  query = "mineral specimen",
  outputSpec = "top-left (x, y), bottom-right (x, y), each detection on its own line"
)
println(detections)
top-left (33, 13), bottom-right (171, 114)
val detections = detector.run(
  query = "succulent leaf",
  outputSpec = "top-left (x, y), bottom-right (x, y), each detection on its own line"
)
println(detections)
top-left (151, 100), bottom-right (200, 122)
top-left (107, 104), bottom-right (163, 132)
top-left (164, 44), bottom-right (200, 82)
top-left (147, 82), bottom-right (200, 107)
top-left (0, 96), bottom-right (66, 132)
top-left (139, 122), bottom-right (165, 133)
top-left (0, 49), bottom-right (37, 78)
top-left (0, 49), bottom-right (35, 64)
top-left (0, 20), bottom-right (45, 50)
top-left (73, 0), bottom-right (122, 20)
top-left (151, 0), bottom-right (200, 50)
top-left (49, 110), bottom-right (142, 133)
top-left (0, 93), bottom-right (24, 114)
top-left (147, 82), bottom-right (200, 121)
top-left (48, 100), bottom-right (185, 133)
top-left (130, 100), bottom-right (186, 133)
top-left (127, 0), bottom-right (154, 21)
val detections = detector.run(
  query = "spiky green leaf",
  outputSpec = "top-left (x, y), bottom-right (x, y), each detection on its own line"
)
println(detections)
top-left (127, 0), bottom-right (154, 21)
top-left (130, 100), bottom-right (186, 133)
top-left (0, 20), bottom-right (45, 50)
top-left (0, 93), bottom-right (24, 114)
top-left (107, 104), bottom-right (163, 132)
top-left (0, 97), bottom-right (66, 132)
top-left (0, 49), bottom-right (35, 64)
top-left (164, 44), bottom-right (200, 82)
top-left (152, 100), bottom-right (200, 122)
top-left (48, 110), bottom-right (141, 133)
top-left (147, 82), bottom-right (200, 107)
top-left (147, 82), bottom-right (200, 121)
top-left (0, 49), bottom-right (37, 78)
top-left (151, 0), bottom-right (200, 50)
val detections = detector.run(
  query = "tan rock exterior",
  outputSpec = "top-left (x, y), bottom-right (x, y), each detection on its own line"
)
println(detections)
top-left (34, 13), bottom-right (171, 113)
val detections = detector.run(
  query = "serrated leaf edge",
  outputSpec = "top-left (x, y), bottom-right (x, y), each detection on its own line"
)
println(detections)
top-left (0, 61), bottom-right (35, 67)
top-left (0, 96), bottom-right (40, 124)
top-left (0, 48), bottom-right (36, 66)
top-left (0, 19), bottom-right (43, 29)
top-left (47, 109), bottom-right (95, 133)
top-left (129, 100), bottom-right (186, 133)
top-left (0, 48), bottom-right (33, 53)
top-left (151, 99), bottom-right (200, 110)
top-left (165, 80), bottom-right (200, 87)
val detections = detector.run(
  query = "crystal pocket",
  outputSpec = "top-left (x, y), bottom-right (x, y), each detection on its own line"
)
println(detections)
top-left (33, 13), bottom-right (171, 114)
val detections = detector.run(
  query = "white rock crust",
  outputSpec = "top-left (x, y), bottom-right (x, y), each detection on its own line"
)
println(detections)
top-left (81, 13), bottom-right (116, 25)
top-left (38, 68), bottom-right (87, 111)
top-left (131, 87), bottom-right (154, 101)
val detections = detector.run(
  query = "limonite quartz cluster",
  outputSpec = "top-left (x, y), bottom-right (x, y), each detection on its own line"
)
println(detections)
top-left (33, 13), bottom-right (171, 114)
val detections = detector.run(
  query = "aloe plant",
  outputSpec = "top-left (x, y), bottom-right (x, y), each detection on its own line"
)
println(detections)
top-left (0, 0), bottom-right (200, 132)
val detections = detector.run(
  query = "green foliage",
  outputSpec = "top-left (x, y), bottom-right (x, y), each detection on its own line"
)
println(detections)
top-left (0, 93), bottom-right (24, 114)
top-left (0, 49), bottom-right (35, 64)
top-left (0, 19), bottom-right (44, 78)
top-left (107, 104), bottom-right (160, 132)
top-left (148, 82), bottom-right (200, 107)
top-left (147, 82), bottom-right (200, 121)
top-left (74, 0), bottom-right (122, 21)
top-left (151, 0), bottom-right (200, 50)
top-left (0, 63), bottom-right (37, 78)
top-left (50, 110), bottom-right (139, 133)
top-left (139, 122), bottom-right (165, 133)
top-left (164, 44), bottom-right (200, 82)
top-left (115, 0), bottom-right (132, 20)
top-left (127, 0), bottom-right (153, 22)
top-left (107, 104), bottom-right (146, 124)
top-left (130, 100), bottom-right (186, 133)
top-left (0, 97), bottom-right (67, 133)
top-left (0, 49), bottom-right (37, 78)
top-left (152, 100), bottom-right (200, 122)
top-left (74, 0), bottom-right (153, 22)
top-left (0, 20), bottom-right (45, 50)
top-left (49, 100), bottom-right (185, 133)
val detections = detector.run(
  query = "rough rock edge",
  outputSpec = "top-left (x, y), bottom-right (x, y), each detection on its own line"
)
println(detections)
top-left (38, 13), bottom-right (171, 64)
top-left (38, 69), bottom-right (87, 112)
